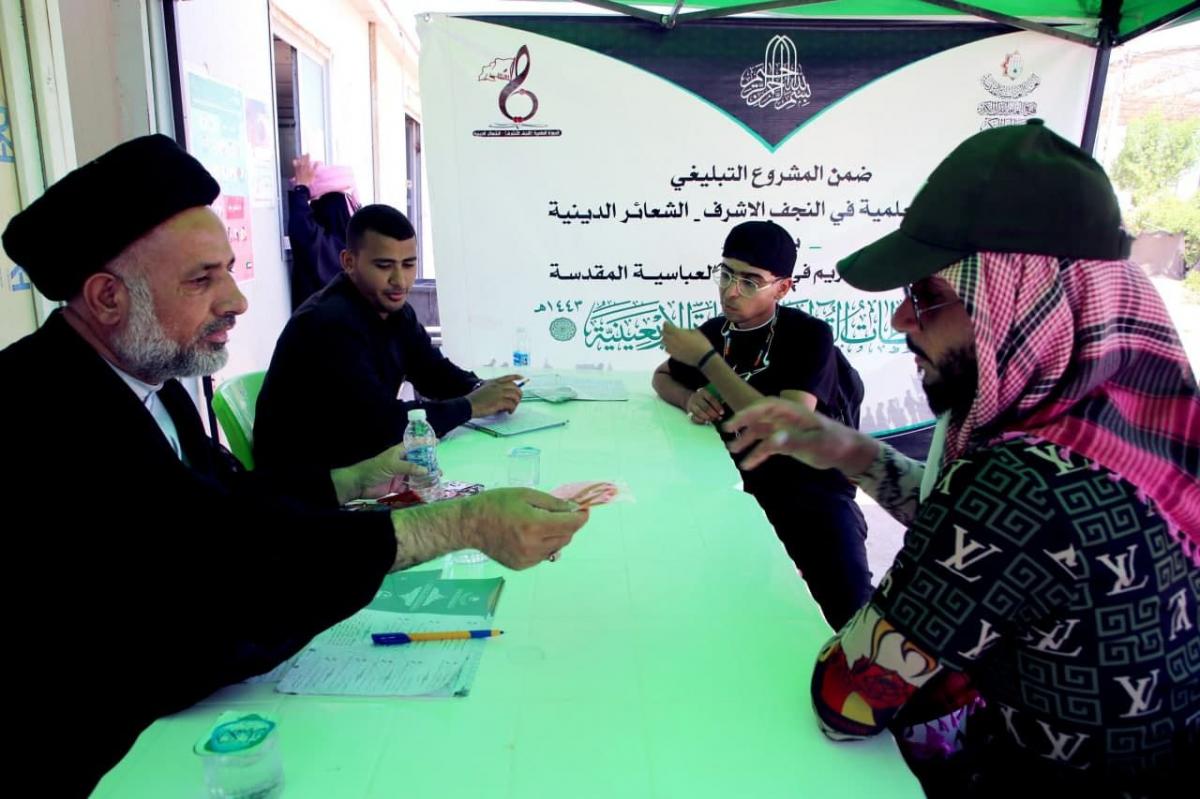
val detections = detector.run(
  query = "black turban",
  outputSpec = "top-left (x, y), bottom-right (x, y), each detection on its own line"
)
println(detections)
top-left (2, 134), bottom-right (219, 300)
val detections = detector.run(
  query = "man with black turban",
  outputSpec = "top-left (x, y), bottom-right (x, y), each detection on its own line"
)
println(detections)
top-left (0, 135), bottom-right (588, 796)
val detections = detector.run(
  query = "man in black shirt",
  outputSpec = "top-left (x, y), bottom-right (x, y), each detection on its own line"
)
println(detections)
top-left (256, 204), bottom-right (524, 472)
top-left (655, 221), bottom-right (870, 629)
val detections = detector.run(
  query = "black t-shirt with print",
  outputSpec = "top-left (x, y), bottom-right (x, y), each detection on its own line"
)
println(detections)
top-left (667, 306), bottom-right (854, 498)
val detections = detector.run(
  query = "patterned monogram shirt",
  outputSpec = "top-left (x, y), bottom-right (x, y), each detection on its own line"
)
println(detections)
top-left (814, 438), bottom-right (1199, 795)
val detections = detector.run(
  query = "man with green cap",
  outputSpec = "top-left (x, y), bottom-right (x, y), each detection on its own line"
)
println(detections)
top-left (726, 120), bottom-right (1198, 796)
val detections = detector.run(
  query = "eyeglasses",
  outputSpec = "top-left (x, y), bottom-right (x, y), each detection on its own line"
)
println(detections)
top-left (712, 266), bottom-right (785, 298)
top-left (903, 283), bottom-right (961, 329)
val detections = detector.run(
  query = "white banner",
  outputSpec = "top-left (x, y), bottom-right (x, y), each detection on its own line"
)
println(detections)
top-left (419, 15), bottom-right (1094, 431)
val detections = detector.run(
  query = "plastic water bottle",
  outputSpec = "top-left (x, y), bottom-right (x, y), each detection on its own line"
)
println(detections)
top-left (513, 327), bottom-right (531, 369)
top-left (402, 409), bottom-right (441, 501)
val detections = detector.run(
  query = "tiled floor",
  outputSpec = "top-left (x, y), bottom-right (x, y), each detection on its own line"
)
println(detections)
top-left (859, 493), bottom-right (906, 586)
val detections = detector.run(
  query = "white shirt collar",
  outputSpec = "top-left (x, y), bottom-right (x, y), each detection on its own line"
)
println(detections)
top-left (103, 360), bottom-right (185, 462)
top-left (105, 361), bottom-right (164, 407)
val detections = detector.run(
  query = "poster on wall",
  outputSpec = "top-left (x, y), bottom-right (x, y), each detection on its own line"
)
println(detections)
top-left (216, 194), bottom-right (254, 281)
top-left (418, 15), bottom-right (1095, 432)
top-left (185, 71), bottom-right (254, 282)
top-left (245, 97), bottom-right (277, 209)
top-left (0, 104), bottom-right (14, 163)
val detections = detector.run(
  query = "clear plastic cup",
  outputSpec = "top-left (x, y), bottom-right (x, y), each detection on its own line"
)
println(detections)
top-left (506, 446), bottom-right (541, 487)
top-left (195, 712), bottom-right (283, 799)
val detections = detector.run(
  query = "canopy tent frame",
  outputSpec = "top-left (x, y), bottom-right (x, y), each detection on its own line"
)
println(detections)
top-left (564, 0), bottom-right (1198, 150)
top-left (571, 0), bottom-right (1198, 43)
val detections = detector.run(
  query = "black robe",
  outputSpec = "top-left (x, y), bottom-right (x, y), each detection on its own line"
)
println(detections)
top-left (0, 312), bottom-right (397, 796)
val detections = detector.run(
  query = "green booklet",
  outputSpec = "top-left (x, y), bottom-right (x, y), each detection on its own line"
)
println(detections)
top-left (368, 569), bottom-right (505, 616)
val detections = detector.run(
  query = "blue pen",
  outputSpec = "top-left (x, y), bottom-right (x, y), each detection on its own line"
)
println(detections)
top-left (371, 629), bottom-right (504, 646)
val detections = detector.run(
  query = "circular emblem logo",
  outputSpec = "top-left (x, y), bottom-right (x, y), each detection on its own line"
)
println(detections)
top-left (549, 317), bottom-right (577, 342)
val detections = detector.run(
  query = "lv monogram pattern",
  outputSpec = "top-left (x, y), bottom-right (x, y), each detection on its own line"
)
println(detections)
top-left (874, 440), bottom-right (1199, 779)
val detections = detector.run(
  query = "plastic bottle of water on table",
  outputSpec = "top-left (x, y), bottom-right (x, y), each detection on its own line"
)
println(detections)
top-left (513, 326), bottom-right (531, 369)
top-left (402, 409), bottom-right (441, 501)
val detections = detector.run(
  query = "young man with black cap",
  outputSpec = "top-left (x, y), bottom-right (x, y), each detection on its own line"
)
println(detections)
top-left (653, 219), bottom-right (869, 630)
top-left (726, 121), bottom-right (1198, 796)
top-left (0, 135), bottom-right (588, 796)
top-left (255, 203), bottom-right (524, 475)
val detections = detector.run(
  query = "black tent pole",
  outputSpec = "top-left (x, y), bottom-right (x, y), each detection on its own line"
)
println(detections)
top-left (1080, 0), bottom-right (1122, 154)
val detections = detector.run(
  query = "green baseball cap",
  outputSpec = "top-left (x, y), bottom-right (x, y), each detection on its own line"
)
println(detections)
top-left (837, 120), bottom-right (1133, 292)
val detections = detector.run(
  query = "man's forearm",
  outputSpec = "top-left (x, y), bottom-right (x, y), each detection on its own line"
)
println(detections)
top-left (652, 369), bottom-right (693, 410)
top-left (850, 443), bottom-right (925, 526)
top-left (330, 465), bottom-right (359, 507)
top-left (388, 499), bottom-right (475, 571)
top-left (699, 356), bottom-right (763, 412)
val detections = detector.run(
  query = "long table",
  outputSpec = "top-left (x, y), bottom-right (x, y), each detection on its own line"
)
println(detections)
top-left (93, 373), bottom-right (921, 798)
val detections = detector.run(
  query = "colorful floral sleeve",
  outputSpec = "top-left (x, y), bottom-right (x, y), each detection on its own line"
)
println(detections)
top-left (811, 603), bottom-right (943, 739)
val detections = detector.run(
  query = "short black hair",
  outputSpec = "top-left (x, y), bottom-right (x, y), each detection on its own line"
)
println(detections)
top-left (346, 204), bottom-right (415, 252)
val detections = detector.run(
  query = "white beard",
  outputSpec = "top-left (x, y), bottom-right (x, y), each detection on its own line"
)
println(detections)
top-left (110, 270), bottom-right (229, 384)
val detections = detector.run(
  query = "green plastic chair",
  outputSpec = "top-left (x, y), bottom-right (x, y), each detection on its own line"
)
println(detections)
top-left (211, 371), bottom-right (266, 470)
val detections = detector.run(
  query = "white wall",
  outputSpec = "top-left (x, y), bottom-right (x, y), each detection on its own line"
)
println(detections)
top-left (175, 0), bottom-right (290, 386)
top-left (59, 0), bottom-right (154, 163)
top-left (374, 0), bottom-right (437, 274)
top-left (0, 52), bottom-right (38, 347)
top-left (275, 0), bottom-right (376, 201)
top-left (374, 37), bottom-right (409, 211)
